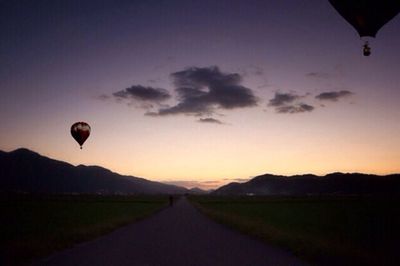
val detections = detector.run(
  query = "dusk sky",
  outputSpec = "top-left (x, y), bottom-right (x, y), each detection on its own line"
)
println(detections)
top-left (1, 0), bottom-right (400, 189)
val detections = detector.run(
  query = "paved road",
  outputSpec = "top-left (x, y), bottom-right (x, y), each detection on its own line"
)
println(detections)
top-left (37, 197), bottom-right (307, 266)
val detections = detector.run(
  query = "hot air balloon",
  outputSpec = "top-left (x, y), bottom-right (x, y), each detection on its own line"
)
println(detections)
top-left (329, 0), bottom-right (400, 56)
top-left (70, 122), bottom-right (91, 149)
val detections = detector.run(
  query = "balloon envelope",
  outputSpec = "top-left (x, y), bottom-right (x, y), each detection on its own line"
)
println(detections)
top-left (71, 122), bottom-right (91, 148)
top-left (329, 0), bottom-right (400, 37)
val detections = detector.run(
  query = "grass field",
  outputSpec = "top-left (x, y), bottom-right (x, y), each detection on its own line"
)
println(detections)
top-left (190, 196), bottom-right (400, 265)
top-left (1, 194), bottom-right (168, 265)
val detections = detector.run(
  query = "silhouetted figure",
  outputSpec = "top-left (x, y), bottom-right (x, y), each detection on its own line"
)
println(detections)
top-left (169, 195), bottom-right (173, 206)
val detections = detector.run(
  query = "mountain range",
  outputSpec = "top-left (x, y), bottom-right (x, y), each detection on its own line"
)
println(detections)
top-left (213, 173), bottom-right (400, 196)
top-left (1, 148), bottom-right (399, 196)
top-left (0, 148), bottom-right (187, 195)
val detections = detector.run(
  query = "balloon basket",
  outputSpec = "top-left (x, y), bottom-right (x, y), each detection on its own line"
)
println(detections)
top-left (363, 41), bottom-right (371, 56)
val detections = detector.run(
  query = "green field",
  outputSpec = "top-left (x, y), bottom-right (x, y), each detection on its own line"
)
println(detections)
top-left (190, 196), bottom-right (400, 265)
top-left (1, 194), bottom-right (168, 265)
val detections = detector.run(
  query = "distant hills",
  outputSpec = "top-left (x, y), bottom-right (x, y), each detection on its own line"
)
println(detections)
top-left (2, 148), bottom-right (399, 196)
top-left (0, 148), bottom-right (188, 195)
top-left (213, 173), bottom-right (400, 196)
top-left (189, 187), bottom-right (209, 194)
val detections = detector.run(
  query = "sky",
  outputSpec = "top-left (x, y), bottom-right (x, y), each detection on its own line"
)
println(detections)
top-left (1, 0), bottom-right (400, 189)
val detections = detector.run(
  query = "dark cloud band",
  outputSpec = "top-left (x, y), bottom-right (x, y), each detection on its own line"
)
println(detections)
top-left (268, 92), bottom-right (300, 107)
top-left (113, 85), bottom-right (171, 102)
top-left (315, 90), bottom-right (353, 101)
top-left (153, 66), bottom-right (258, 116)
top-left (197, 118), bottom-right (224, 124)
top-left (276, 104), bottom-right (314, 114)
top-left (268, 92), bottom-right (314, 114)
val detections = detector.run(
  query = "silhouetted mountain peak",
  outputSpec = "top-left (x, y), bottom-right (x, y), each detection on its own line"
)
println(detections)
top-left (249, 174), bottom-right (284, 183)
top-left (9, 148), bottom-right (40, 156)
top-left (189, 187), bottom-right (208, 194)
top-left (77, 164), bottom-right (107, 170)
top-left (0, 148), bottom-right (188, 195)
top-left (214, 172), bottom-right (400, 196)
top-left (292, 174), bottom-right (318, 179)
top-left (325, 172), bottom-right (346, 177)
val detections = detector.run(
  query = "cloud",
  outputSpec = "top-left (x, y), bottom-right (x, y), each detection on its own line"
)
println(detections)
top-left (306, 72), bottom-right (330, 79)
top-left (197, 118), bottom-right (224, 124)
top-left (153, 66), bottom-right (258, 116)
top-left (252, 66), bottom-right (264, 76)
top-left (315, 90), bottom-right (353, 102)
top-left (113, 85), bottom-right (171, 102)
top-left (267, 92), bottom-right (314, 114)
top-left (202, 180), bottom-right (222, 184)
top-left (276, 104), bottom-right (314, 114)
top-left (223, 178), bottom-right (250, 182)
top-left (105, 66), bottom-right (257, 122)
top-left (97, 94), bottom-right (111, 101)
top-left (147, 77), bottom-right (162, 84)
top-left (268, 92), bottom-right (300, 107)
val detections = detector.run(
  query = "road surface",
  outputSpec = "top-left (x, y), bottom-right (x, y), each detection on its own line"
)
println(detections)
top-left (37, 197), bottom-right (307, 266)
